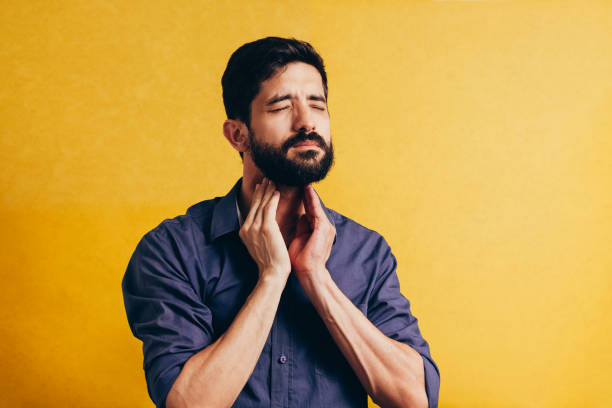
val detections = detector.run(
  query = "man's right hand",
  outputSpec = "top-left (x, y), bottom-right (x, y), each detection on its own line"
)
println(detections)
top-left (238, 178), bottom-right (291, 280)
top-left (167, 177), bottom-right (292, 408)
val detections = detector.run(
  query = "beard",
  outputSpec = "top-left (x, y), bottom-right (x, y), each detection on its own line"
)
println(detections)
top-left (247, 128), bottom-right (334, 187)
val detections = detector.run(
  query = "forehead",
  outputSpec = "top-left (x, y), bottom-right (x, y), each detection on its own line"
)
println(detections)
top-left (256, 61), bottom-right (325, 100)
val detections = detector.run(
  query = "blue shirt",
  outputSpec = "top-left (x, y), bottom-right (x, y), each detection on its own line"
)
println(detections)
top-left (122, 178), bottom-right (440, 407)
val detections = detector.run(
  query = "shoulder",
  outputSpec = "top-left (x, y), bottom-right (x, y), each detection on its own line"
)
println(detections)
top-left (326, 207), bottom-right (392, 256)
top-left (129, 195), bottom-right (224, 280)
top-left (125, 195), bottom-right (222, 285)
top-left (142, 195), bottom-right (221, 243)
top-left (323, 207), bottom-right (397, 305)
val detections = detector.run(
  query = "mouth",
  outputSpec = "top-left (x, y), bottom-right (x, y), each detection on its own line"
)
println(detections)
top-left (292, 141), bottom-right (322, 148)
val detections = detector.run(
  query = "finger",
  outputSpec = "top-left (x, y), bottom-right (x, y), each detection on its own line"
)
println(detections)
top-left (264, 179), bottom-right (277, 204)
top-left (303, 184), bottom-right (326, 221)
top-left (243, 179), bottom-right (266, 227)
top-left (261, 180), bottom-right (277, 209)
top-left (262, 190), bottom-right (281, 227)
top-left (256, 179), bottom-right (277, 226)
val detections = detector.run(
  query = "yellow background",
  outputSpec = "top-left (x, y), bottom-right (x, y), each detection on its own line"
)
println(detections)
top-left (1, 1), bottom-right (611, 407)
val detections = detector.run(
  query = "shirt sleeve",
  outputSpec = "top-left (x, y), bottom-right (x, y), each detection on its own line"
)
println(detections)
top-left (367, 237), bottom-right (440, 408)
top-left (122, 223), bottom-right (214, 408)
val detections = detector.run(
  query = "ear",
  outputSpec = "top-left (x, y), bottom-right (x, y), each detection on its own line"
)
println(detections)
top-left (223, 119), bottom-right (249, 154)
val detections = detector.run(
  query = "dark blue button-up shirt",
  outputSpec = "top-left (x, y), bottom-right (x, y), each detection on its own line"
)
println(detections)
top-left (122, 179), bottom-right (440, 407)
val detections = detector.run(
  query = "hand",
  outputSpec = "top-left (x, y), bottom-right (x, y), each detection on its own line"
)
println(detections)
top-left (288, 184), bottom-right (336, 281)
top-left (239, 178), bottom-right (291, 280)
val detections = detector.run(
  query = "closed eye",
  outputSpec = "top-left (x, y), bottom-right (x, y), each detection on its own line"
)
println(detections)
top-left (269, 106), bottom-right (290, 113)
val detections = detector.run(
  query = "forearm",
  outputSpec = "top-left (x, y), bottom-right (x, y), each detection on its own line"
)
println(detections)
top-left (166, 274), bottom-right (286, 408)
top-left (300, 270), bottom-right (428, 408)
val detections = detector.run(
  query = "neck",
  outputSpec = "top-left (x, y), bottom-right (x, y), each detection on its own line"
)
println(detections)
top-left (238, 175), bottom-right (306, 244)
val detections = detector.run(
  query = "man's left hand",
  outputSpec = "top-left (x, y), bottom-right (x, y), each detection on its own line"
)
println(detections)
top-left (288, 184), bottom-right (335, 282)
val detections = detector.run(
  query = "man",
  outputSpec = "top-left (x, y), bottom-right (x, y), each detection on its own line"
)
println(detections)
top-left (122, 37), bottom-right (439, 408)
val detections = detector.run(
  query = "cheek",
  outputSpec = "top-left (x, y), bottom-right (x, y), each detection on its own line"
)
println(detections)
top-left (317, 119), bottom-right (331, 140)
top-left (255, 118), bottom-right (291, 145)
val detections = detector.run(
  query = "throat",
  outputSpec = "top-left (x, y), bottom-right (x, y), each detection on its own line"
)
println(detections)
top-left (275, 187), bottom-right (306, 245)
top-left (280, 223), bottom-right (297, 247)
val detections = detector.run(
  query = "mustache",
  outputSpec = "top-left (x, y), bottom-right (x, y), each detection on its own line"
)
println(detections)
top-left (282, 131), bottom-right (327, 152)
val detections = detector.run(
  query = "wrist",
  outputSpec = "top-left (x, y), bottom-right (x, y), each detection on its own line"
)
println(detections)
top-left (259, 267), bottom-right (290, 284)
top-left (254, 274), bottom-right (289, 301)
top-left (296, 267), bottom-right (331, 295)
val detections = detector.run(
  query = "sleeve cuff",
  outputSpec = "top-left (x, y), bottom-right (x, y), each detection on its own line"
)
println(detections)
top-left (422, 354), bottom-right (440, 408)
top-left (148, 354), bottom-right (193, 408)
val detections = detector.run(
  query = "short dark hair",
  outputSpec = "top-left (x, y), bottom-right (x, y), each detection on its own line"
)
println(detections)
top-left (222, 37), bottom-right (328, 158)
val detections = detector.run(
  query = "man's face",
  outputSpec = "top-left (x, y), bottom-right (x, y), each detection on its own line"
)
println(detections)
top-left (246, 61), bottom-right (333, 187)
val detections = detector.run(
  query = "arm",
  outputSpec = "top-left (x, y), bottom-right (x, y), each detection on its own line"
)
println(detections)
top-left (289, 185), bottom-right (429, 408)
top-left (167, 178), bottom-right (290, 408)
top-left (299, 269), bottom-right (428, 408)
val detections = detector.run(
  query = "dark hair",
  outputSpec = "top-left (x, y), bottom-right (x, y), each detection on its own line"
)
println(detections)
top-left (222, 37), bottom-right (328, 158)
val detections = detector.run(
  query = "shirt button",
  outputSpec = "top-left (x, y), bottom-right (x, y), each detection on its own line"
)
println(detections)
top-left (279, 355), bottom-right (287, 364)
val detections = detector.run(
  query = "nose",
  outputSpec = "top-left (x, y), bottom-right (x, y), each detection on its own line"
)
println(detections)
top-left (292, 102), bottom-right (316, 133)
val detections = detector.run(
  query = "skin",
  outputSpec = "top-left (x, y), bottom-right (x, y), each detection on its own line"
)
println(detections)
top-left (166, 62), bottom-right (428, 408)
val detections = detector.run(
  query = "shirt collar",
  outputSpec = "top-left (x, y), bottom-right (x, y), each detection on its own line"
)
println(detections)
top-left (209, 178), bottom-right (243, 241)
top-left (210, 178), bottom-right (337, 245)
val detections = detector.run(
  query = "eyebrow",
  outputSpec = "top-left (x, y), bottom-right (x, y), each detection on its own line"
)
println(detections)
top-left (265, 93), bottom-right (327, 106)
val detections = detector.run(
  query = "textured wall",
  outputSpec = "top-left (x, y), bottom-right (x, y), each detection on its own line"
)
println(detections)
top-left (1, 1), bottom-right (611, 407)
